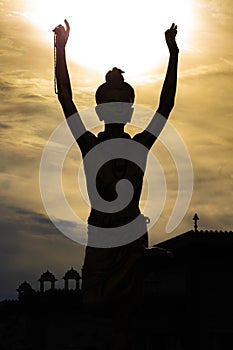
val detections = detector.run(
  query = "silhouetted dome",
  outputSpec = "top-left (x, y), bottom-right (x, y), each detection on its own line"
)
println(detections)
top-left (63, 267), bottom-right (80, 280)
top-left (38, 270), bottom-right (57, 282)
top-left (17, 281), bottom-right (34, 293)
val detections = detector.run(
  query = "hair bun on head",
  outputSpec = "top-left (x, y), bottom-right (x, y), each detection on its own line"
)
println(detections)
top-left (95, 67), bottom-right (135, 104)
top-left (105, 67), bottom-right (125, 85)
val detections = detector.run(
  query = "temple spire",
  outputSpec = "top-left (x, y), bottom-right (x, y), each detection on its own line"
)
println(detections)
top-left (193, 213), bottom-right (199, 232)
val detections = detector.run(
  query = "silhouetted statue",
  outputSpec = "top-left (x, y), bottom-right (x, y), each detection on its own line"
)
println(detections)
top-left (53, 19), bottom-right (179, 350)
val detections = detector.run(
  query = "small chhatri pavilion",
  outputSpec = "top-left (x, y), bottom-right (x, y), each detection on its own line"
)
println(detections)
top-left (62, 267), bottom-right (81, 291)
top-left (17, 281), bottom-right (35, 300)
top-left (38, 270), bottom-right (57, 292)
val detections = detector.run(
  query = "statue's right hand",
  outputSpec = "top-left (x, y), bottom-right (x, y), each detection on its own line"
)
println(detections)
top-left (53, 19), bottom-right (70, 48)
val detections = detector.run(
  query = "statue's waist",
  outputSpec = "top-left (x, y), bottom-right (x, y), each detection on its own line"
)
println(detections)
top-left (88, 206), bottom-right (141, 228)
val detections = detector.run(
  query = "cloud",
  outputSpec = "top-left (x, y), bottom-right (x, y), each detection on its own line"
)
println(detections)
top-left (0, 122), bottom-right (12, 129)
top-left (12, 207), bottom-right (57, 230)
top-left (199, 0), bottom-right (233, 25)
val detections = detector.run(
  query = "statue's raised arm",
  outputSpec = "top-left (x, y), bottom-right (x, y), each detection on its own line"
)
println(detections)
top-left (53, 20), bottom-right (86, 138)
top-left (157, 23), bottom-right (179, 118)
top-left (144, 23), bottom-right (179, 144)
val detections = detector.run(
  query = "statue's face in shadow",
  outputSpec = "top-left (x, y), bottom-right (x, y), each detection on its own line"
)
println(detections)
top-left (95, 102), bottom-right (134, 124)
top-left (95, 76), bottom-right (135, 124)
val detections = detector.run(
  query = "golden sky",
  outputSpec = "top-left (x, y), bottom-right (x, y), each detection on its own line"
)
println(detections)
top-left (0, 0), bottom-right (232, 299)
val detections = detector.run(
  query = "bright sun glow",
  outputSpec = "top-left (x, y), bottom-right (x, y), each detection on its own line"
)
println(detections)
top-left (26, 0), bottom-right (195, 76)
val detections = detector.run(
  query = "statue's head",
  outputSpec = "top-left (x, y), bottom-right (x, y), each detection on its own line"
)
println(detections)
top-left (95, 68), bottom-right (135, 124)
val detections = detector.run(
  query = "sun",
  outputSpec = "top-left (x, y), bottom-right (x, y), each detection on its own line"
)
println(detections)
top-left (26, 0), bottom-right (195, 76)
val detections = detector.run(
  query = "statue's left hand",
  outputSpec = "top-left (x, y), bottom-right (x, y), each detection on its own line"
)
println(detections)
top-left (53, 19), bottom-right (70, 48)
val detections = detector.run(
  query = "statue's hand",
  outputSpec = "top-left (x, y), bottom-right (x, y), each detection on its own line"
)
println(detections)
top-left (165, 23), bottom-right (179, 53)
top-left (53, 19), bottom-right (70, 48)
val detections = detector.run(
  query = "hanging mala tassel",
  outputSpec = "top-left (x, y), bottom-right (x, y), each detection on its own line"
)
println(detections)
top-left (54, 32), bottom-right (58, 94)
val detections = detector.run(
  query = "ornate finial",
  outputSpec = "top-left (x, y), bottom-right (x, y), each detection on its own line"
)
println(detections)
top-left (193, 213), bottom-right (199, 232)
